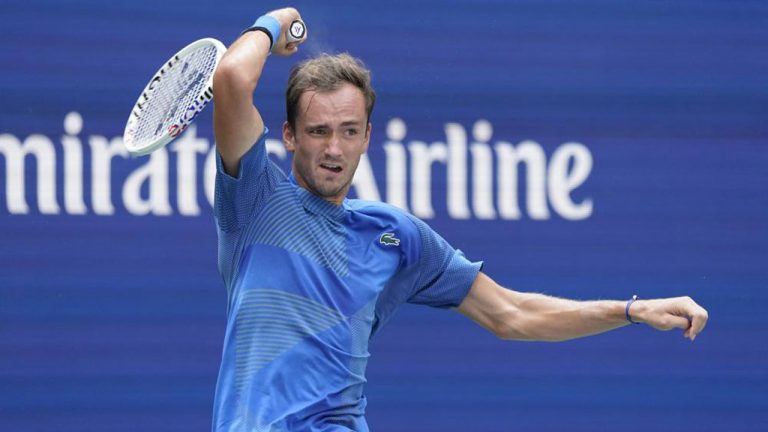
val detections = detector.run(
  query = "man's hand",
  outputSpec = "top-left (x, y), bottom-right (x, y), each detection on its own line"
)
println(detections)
top-left (630, 296), bottom-right (709, 341)
top-left (267, 8), bottom-right (306, 56)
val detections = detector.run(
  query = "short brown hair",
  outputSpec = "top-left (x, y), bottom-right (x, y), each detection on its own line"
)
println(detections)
top-left (286, 53), bottom-right (376, 129)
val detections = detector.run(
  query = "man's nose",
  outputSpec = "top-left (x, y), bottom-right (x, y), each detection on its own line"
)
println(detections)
top-left (325, 132), bottom-right (342, 157)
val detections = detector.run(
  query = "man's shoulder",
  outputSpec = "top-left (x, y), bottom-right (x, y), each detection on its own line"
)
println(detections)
top-left (346, 198), bottom-right (410, 219)
top-left (346, 199), bottom-right (424, 233)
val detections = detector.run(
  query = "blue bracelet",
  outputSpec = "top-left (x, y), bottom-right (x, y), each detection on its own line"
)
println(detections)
top-left (243, 15), bottom-right (281, 52)
top-left (625, 295), bottom-right (640, 324)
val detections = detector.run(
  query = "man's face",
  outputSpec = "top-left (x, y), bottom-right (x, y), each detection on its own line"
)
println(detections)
top-left (283, 83), bottom-right (371, 205)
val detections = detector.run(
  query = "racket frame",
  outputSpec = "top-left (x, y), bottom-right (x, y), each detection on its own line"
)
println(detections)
top-left (123, 37), bottom-right (226, 156)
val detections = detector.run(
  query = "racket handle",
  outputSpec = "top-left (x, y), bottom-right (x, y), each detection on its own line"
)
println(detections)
top-left (287, 20), bottom-right (306, 43)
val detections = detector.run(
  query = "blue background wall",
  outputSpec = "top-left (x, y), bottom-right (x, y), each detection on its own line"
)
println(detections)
top-left (1, 1), bottom-right (766, 431)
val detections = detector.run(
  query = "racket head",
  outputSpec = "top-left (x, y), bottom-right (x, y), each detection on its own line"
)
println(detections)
top-left (123, 38), bottom-right (226, 156)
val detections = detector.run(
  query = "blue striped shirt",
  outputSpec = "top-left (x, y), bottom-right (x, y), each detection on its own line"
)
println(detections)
top-left (212, 130), bottom-right (482, 431)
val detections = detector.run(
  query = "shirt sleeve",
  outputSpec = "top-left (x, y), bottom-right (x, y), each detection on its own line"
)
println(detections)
top-left (404, 214), bottom-right (483, 308)
top-left (214, 129), bottom-right (286, 232)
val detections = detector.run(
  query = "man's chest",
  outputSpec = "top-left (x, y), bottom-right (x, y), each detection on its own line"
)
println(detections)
top-left (234, 205), bottom-right (405, 317)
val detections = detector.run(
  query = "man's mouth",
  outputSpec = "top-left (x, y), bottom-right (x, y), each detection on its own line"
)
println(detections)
top-left (320, 163), bottom-right (343, 173)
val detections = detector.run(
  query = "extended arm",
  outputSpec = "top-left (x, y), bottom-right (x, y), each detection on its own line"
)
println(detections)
top-left (213, 8), bottom-right (304, 176)
top-left (457, 272), bottom-right (708, 342)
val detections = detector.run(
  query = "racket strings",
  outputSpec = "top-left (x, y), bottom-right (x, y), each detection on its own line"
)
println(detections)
top-left (131, 44), bottom-right (219, 146)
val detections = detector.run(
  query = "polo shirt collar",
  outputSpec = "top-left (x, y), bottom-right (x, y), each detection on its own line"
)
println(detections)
top-left (289, 172), bottom-right (347, 221)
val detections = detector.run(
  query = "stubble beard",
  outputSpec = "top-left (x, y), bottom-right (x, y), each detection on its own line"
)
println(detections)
top-left (295, 158), bottom-right (354, 203)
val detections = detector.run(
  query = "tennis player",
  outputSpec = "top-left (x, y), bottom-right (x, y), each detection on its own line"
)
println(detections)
top-left (211, 7), bottom-right (709, 431)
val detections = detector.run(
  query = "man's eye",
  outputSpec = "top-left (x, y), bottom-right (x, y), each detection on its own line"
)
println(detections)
top-left (310, 129), bottom-right (326, 136)
top-left (345, 129), bottom-right (358, 136)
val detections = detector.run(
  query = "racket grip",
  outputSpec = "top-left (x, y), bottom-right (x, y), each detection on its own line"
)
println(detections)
top-left (287, 20), bottom-right (306, 43)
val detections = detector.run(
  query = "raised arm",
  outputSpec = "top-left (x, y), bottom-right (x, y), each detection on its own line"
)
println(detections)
top-left (457, 272), bottom-right (708, 342)
top-left (213, 8), bottom-right (304, 176)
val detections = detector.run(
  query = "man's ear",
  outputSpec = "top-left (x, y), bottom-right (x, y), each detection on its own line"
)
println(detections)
top-left (363, 122), bottom-right (372, 153)
top-left (283, 121), bottom-right (296, 153)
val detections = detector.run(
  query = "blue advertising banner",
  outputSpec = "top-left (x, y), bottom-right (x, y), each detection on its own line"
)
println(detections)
top-left (1, 1), bottom-right (766, 431)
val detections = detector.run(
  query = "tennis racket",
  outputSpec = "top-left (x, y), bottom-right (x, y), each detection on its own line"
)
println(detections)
top-left (123, 20), bottom-right (306, 156)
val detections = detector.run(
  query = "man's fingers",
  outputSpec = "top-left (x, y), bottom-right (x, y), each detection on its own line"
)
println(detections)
top-left (665, 314), bottom-right (692, 331)
top-left (677, 297), bottom-right (708, 341)
top-left (686, 305), bottom-right (709, 341)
